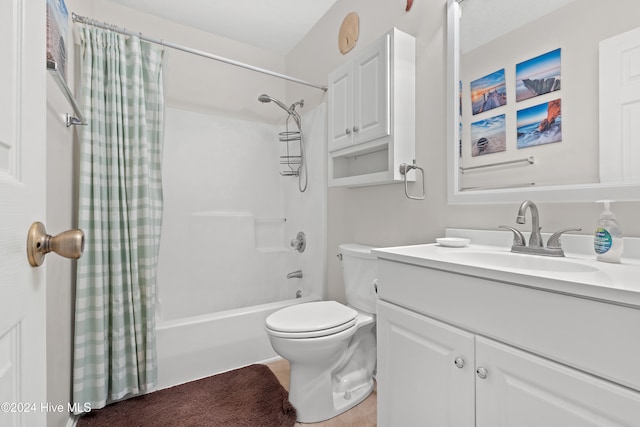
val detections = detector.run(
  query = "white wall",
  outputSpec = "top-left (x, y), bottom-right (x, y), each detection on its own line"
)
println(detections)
top-left (45, 2), bottom-right (88, 426)
top-left (282, 103), bottom-right (328, 301)
top-left (158, 104), bottom-right (326, 321)
top-left (285, 0), bottom-right (640, 302)
top-left (46, 69), bottom-right (78, 427)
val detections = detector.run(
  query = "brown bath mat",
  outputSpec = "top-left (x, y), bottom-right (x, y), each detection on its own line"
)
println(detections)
top-left (77, 364), bottom-right (297, 426)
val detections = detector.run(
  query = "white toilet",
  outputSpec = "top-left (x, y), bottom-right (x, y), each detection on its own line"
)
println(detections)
top-left (265, 243), bottom-right (378, 423)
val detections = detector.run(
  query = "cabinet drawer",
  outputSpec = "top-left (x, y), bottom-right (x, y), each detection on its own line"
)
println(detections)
top-left (377, 259), bottom-right (640, 391)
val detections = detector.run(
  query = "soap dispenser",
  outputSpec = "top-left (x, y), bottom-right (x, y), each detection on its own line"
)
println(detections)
top-left (594, 200), bottom-right (623, 263)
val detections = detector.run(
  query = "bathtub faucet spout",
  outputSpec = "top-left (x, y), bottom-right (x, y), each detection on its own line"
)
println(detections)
top-left (287, 270), bottom-right (303, 279)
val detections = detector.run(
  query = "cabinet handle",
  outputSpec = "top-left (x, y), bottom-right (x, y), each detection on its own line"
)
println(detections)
top-left (345, 128), bottom-right (352, 135)
top-left (476, 367), bottom-right (488, 379)
top-left (352, 126), bottom-right (359, 133)
top-left (454, 357), bottom-right (465, 369)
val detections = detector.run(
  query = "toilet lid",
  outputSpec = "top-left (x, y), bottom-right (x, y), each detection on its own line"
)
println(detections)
top-left (266, 301), bottom-right (357, 335)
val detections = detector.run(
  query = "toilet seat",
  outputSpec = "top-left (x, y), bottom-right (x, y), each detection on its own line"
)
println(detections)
top-left (265, 301), bottom-right (358, 339)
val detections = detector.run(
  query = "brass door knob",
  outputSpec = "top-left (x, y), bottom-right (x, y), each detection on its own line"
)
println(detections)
top-left (27, 222), bottom-right (84, 267)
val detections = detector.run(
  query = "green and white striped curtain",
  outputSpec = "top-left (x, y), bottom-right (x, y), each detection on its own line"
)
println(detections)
top-left (72, 24), bottom-right (164, 412)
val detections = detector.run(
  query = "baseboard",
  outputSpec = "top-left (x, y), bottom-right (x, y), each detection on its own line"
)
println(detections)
top-left (257, 355), bottom-right (283, 366)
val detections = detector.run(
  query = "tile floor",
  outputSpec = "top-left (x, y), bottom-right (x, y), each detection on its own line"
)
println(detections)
top-left (267, 359), bottom-right (377, 427)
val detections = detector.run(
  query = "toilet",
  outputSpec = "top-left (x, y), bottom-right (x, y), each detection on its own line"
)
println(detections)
top-left (265, 243), bottom-right (378, 423)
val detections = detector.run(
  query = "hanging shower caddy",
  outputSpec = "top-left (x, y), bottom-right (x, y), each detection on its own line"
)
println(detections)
top-left (279, 130), bottom-right (301, 176)
top-left (279, 117), bottom-right (303, 177)
top-left (258, 93), bottom-right (307, 191)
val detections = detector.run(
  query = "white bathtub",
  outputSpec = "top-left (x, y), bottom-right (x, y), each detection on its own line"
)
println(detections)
top-left (155, 295), bottom-right (319, 390)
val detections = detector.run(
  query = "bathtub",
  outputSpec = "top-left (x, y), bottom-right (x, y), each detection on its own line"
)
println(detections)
top-left (155, 295), bottom-right (320, 390)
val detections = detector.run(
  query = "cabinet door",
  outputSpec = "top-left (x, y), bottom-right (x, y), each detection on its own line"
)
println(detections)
top-left (377, 301), bottom-right (475, 427)
top-left (476, 336), bottom-right (640, 427)
top-left (354, 33), bottom-right (390, 144)
top-left (327, 61), bottom-right (353, 151)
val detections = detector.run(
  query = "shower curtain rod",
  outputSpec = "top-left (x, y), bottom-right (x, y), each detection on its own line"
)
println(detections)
top-left (71, 12), bottom-right (328, 92)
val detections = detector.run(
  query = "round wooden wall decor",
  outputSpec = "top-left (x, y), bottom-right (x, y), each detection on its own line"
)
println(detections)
top-left (338, 12), bottom-right (359, 55)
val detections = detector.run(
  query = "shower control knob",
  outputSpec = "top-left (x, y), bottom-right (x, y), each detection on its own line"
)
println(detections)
top-left (454, 357), bottom-right (465, 369)
top-left (290, 231), bottom-right (306, 253)
top-left (345, 128), bottom-right (351, 135)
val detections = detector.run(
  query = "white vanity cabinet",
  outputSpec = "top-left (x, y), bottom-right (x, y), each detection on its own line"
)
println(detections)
top-left (327, 28), bottom-right (415, 187)
top-left (376, 258), bottom-right (640, 427)
top-left (377, 300), bottom-right (475, 426)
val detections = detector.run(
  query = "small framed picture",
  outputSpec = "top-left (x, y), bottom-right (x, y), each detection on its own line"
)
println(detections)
top-left (470, 69), bottom-right (507, 115)
top-left (517, 99), bottom-right (562, 148)
top-left (516, 48), bottom-right (561, 102)
top-left (471, 114), bottom-right (506, 156)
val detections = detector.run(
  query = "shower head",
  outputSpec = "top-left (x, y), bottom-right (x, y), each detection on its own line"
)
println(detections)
top-left (258, 94), bottom-right (291, 114)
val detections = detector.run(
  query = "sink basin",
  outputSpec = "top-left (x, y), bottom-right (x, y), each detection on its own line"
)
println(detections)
top-left (373, 230), bottom-right (640, 308)
top-left (446, 251), bottom-right (599, 273)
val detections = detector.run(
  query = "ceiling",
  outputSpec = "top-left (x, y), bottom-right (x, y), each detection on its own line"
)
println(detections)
top-left (104, 0), bottom-right (340, 55)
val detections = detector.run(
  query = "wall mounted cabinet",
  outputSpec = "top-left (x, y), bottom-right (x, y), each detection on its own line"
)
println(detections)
top-left (328, 28), bottom-right (415, 187)
top-left (376, 259), bottom-right (640, 426)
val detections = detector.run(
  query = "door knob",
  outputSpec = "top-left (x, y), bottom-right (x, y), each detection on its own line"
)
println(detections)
top-left (27, 222), bottom-right (84, 267)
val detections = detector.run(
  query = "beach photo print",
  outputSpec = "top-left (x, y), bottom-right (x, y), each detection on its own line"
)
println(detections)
top-left (470, 69), bottom-right (507, 115)
top-left (516, 99), bottom-right (562, 149)
top-left (516, 48), bottom-right (561, 102)
top-left (471, 114), bottom-right (506, 156)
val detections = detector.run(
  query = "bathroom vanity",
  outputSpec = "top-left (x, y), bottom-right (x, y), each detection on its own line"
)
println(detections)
top-left (374, 229), bottom-right (640, 426)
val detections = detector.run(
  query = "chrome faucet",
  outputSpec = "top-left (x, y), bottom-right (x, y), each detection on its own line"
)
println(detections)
top-left (516, 200), bottom-right (543, 248)
top-left (287, 270), bottom-right (303, 279)
top-left (500, 200), bottom-right (581, 257)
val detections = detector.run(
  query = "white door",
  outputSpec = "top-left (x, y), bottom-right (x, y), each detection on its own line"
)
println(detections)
top-left (0, 0), bottom-right (47, 426)
top-left (476, 336), bottom-right (640, 427)
top-left (377, 301), bottom-right (475, 427)
top-left (599, 26), bottom-right (640, 183)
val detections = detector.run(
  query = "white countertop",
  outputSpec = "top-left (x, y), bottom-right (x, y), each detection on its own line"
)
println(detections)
top-left (373, 229), bottom-right (640, 308)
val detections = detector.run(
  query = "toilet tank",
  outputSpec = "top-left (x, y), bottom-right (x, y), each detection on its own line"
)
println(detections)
top-left (339, 243), bottom-right (378, 314)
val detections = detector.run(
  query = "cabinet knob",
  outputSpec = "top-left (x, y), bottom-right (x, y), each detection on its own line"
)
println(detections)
top-left (345, 128), bottom-right (351, 135)
top-left (454, 357), bottom-right (465, 369)
top-left (352, 126), bottom-right (359, 133)
top-left (476, 367), bottom-right (488, 379)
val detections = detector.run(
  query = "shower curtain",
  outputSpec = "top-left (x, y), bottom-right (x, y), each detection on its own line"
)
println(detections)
top-left (72, 24), bottom-right (164, 412)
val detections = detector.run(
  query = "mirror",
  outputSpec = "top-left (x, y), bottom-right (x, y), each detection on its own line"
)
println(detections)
top-left (447, 0), bottom-right (640, 203)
